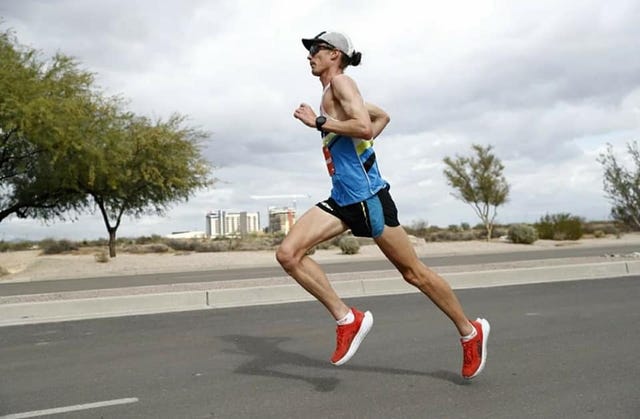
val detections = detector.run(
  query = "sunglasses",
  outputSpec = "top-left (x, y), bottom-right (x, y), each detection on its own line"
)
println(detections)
top-left (308, 43), bottom-right (335, 56)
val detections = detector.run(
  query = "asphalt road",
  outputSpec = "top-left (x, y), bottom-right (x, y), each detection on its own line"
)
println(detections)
top-left (1, 276), bottom-right (638, 418)
top-left (2, 242), bottom-right (639, 297)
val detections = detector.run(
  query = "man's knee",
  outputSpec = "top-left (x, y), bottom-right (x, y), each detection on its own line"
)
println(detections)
top-left (276, 243), bottom-right (300, 271)
top-left (400, 265), bottom-right (432, 289)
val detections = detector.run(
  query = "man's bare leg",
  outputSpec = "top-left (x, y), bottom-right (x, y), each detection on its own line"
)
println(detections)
top-left (374, 225), bottom-right (474, 336)
top-left (277, 207), bottom-right (375, 366)
top-left (276, 207), bottom-right (350, 320)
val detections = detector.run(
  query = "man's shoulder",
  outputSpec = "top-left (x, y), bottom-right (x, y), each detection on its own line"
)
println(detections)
top-left (329, 74), bottom-right (359, 96)
top-left (330, 73), bottom-right (356, 86)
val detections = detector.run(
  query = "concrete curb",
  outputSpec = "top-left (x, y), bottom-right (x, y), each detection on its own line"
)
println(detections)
top-left (1, 260), bottom-right (639, 327)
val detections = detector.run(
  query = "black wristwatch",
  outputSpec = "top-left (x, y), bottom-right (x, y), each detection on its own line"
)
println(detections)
top-left (315, 115), bottom-right (327, 131)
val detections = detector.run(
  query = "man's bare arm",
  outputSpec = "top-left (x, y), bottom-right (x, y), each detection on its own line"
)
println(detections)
top-left (322, 74), bottom-right (373, 139)
top-left (365, 102), bottom-right (390, 139)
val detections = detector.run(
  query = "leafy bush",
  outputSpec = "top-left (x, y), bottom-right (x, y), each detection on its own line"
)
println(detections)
top-left (339, 236), bottom-right (360, 255)
top-left (508, 224), bottom-right (538, 244)
top-left (535, 213), bottom-right (584, 240)
top-left (39, 239), bottom-right (78, 255)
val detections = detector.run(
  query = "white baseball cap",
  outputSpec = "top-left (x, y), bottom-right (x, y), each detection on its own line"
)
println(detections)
top-left (302, 31), bottom-right (355, 58)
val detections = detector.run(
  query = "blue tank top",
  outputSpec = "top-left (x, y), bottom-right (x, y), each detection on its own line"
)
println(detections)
top-left (319, 83), bottom-right (386, 205)
top-left (321, 132), bottom-right (387, 205)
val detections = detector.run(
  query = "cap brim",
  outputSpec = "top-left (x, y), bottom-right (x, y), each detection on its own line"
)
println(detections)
top-left (301, 38), bottom-right (318, 51)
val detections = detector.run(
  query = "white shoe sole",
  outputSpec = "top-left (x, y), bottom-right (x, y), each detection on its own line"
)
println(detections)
top-left (332, 311), bottom-right (373, 366)
top-left (466, 317), bottom-right (490, 379)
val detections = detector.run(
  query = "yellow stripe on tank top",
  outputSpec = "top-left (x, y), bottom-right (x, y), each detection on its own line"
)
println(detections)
top-left (323, 132), bottom-right (337, 146)
top-left (355, 139), bottom-right (374, 155)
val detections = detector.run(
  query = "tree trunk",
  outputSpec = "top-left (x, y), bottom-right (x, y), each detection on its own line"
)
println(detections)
top-left (485, 223), bottom-right (493, 242)
top-left (108, 228), bottom-right (117, 258)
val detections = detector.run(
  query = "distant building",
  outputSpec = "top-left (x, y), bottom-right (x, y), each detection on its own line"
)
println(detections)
top-left (165, 231), bottom-right (206, 239)
top-left (267, 206), bottom-right (296, 234)
top-left (206, 210), bottom-right (260, 238)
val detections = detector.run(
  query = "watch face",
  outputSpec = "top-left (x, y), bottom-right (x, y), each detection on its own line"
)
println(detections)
top-left (316, 116), bottom-right (327, 129)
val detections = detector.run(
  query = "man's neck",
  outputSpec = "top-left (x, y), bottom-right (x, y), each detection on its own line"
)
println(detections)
top-left (319, 68), bottom-right (343, 88)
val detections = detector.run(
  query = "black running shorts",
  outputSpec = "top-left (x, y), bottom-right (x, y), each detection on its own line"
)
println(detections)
top-left (316, 184), bottom-right (400, 238)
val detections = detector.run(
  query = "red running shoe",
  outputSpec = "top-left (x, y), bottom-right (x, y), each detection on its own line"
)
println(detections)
top-left (461, 318), bottom-right (490, 379)
top-left (331, 308), bottom-right (373, 366)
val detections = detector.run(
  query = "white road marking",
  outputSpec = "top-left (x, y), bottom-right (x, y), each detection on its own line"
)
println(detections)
top-left (0, 397), bottom-right (139, 418)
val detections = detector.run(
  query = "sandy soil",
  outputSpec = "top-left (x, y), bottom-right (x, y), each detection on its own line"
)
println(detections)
top-left (1, 234), bottom-right (639, 284)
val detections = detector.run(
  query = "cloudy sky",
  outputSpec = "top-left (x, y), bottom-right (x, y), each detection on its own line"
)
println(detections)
top-left (1, 0), bottom-right (640, 240)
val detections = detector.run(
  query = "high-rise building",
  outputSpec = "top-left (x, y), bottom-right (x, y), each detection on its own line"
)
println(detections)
top-left (267, 206), bottom-right (296, 234)
top-left (205, 210), bottom-right (260, 238)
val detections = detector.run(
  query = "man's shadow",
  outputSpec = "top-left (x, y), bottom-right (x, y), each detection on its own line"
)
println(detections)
top-left (220, 334), bottom-right (465, 393)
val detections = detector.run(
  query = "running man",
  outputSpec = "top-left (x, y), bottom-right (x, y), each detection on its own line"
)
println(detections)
top-left (276, 31), bottom-right (490, 379)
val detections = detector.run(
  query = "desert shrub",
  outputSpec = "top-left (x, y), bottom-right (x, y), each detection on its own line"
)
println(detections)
top-left (39, 239), bottom-right (78, 255)
top-left (535, 213), bottom-right (583, 240)
top-left (330, 235), bottom-right (344, 247)
top-left (235, 237), bottom-right (278, 251)
top-left (508, 224), bottom-right (538, 244)
top-left (269, 232), bottom-right (287, 246)
top-left (94, 251), bottom-right (109, 263)
top-left (339, 236), bottom-right (360, 255)
top-left (477, 226), bottom-right (508, 240)
top-left (356, 237), bottom-right (374, 246)
top-left (603, 224), bottom-right (620, 235)
top-left (593, 230), bottom-right (606, 238)
top-left (0, 265), bottom-right (9, 276)
top-left (315, 240), bottom-right (334, 250)
top-left (133, 235), bottom-right (164, 245)
top-left (193, 240), bottom-right (232, 253)
top-left (583, 222), bottom-right (620, 236)
top-left (123, 243), bottom-right (170, 254)
top-left (405, 220), bottom-right (429, 237)
top-left (425, 229), bottom-right (483, 242)
top-left (460, 222), bottom-right (471, 231)
top-left (81, 238), bottom-right (109, 247)
top-left (166, 239), bottom-right (197, 252)
top-left (0, 241), bottom-right (35, 252)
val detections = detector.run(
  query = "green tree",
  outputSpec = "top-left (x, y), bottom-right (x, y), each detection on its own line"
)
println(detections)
top-left (598, 141), bottom-right (640, 230)
top-left (0, 29), bottom-right (94, 222)
top-left (443, 144), bottom-right (510, 241)
top-left (1, 29), bottom-right (214, 254)
top-left (79, 112), bottom-right (213, 257)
